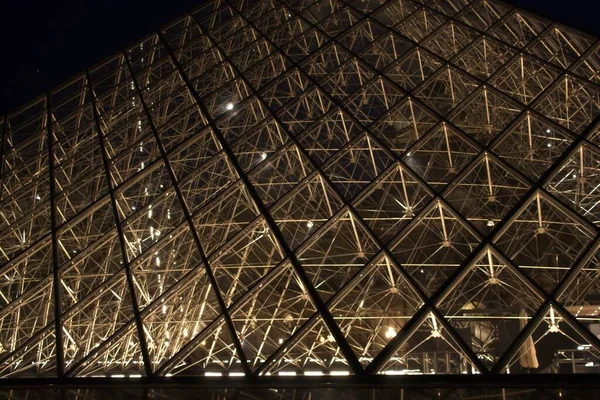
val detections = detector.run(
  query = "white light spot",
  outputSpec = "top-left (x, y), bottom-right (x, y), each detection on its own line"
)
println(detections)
top-left (306, 220), bottom-right (314, 228)
top-left (261, 152), bottom-right (267, 160)
top-left (385, 327), bottom-right (396, 339)
top-left (226, 102), bottom-right (234, 111)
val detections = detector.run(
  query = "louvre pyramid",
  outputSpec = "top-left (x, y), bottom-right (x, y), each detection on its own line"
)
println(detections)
top-left (2, 0), bottom-right (600, 380)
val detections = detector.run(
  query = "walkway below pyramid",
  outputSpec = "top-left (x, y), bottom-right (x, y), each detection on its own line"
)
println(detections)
top-left (1, 0), bottom-right (600, 397)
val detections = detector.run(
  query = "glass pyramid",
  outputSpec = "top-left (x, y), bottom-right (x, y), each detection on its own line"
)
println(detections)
top-left (1, 0), bottom-right (600, 380)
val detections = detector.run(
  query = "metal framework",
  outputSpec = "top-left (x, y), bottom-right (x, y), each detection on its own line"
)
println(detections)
top-left (2, 0), bottom-right (600, 394)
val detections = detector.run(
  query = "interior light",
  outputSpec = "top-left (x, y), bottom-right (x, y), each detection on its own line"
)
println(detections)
top-left (384, 327), bottom-right (396, 339)
top-left (226, 102), bottom-right (234, 111)
top-left (279, 371), bottom-right (297, 376)
top-left (205, 372), bottom-right (223, 377)
top-left (330, 371), bottom-right (350, 376)
top-left (306, 220), bottom-right (314, 228)
top-left (304, 371), bottom-right (323, 376)
top-left (546, 128), bottom-right (551, 133)
top-left (261, 152), bottom-right (267, 160)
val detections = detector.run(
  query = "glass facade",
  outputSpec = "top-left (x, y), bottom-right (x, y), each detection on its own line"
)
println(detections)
top-left (1, 0), bottom-right (600, 387)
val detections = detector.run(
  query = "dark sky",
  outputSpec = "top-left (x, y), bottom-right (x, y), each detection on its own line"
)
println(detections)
top-left (0, 0), bottom-right (598, 116)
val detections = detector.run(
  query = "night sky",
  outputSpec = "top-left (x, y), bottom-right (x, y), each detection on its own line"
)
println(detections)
top-left (0, 0), bottom-right (598, 116)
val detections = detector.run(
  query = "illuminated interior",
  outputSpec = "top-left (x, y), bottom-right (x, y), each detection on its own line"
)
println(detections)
top-left (0, 0), bottom-right (600, 385)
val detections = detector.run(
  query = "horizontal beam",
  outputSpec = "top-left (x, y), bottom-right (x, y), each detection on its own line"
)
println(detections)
top-left (2, 375), bottom-right (600, 389)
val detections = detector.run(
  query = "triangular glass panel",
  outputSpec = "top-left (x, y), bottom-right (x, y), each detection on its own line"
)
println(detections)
top-left (503, 306), bottom-right (600, 374)
top-left (141, 266), bottom-right (221, 372)
top-left (260, 69), bottom-right (311, 112)
top-left (56, 202), bottom-right (115, 266)
top-left (161, 317), bottom-right (244, 377)
top-left (436, 248), bottom-right (545, 371)
top-left (556, 243), bottom-right (600, 326)
top-left (0, 280), bottom-right (54, 358)
top-left (298, 209), bottom-right (379, 303)
top-left (167, 128), bottom-right (221, 181)
top-left (494, 192), bottom-right (596, 294)
top-left (491, 112), bottom-right (574, 180)
top-left (370, 97), bottom-right (439, 156)
top-left (449, 86), bottom-right (524, 146)
top-left (62, 271), bottom-right (135, 369)
top-left (415, 66), bottom-right (479, 116)
top-left (337, 18), bottom-right (388, 54)
top-left (488, 10), bottom-right (548, 49)
top-left (329, 254), bottom-right (424, 367)
top-left (389, 200), bottom-right (481, 297)
top-left (271, 173), bottom-right (344, 250)
top-left (210, 218), bottom-right (284, 307)
top-left (178, 153), bottom-right (238, 215)
top-left (232, 119), bottom-right (289, 173)
top-left (0, 327), bottom-right (56, 378)
top-left (545, 143), bottom-right (600, 226)
top-left (320, 58), bottom-right (375, 102)
top-left (371, 0), bottom-right (420, 28)
top-left (403, 123), bottom-right (482, 190)
top-left (229, 262), bottom-right (317, 371)
top-left (0, 240), bottom-right (53, 310)
top-left (277, 87), bottom-right (334, 135)
top-left (300, 43), bottom-right (352, 82)
top-left (359, 31), bottom-right (413, 70)
top-left (72, 323), bottom-right (146, 377)
top-left (379, 312), bottom-right (481, 375)
top-left (396, 8), bottom-right (447, 43)
top-left (58, 232), bottom-right (122, 310)
top-left (534, 74), bottom-right (600, 134)
top-left (491, 54), bottom-right (561, 106)
top-left (444, 153), bottom-right (530, 234)
top-left (422, 21), bottom-right (479, 61)
top-left (384, 48), bottom-right (443, 91)
top-left (454, 36), bottom-right (515, 80)
top-left (129, 225), bottom-right (203, 309)
top-left (319, 8), bottom-right (363, 39)
top-left (527, 26), bottom-right (594, 69)
top-left (193, 182), bottom-right (259, 257)
top-left (323, 133), bottom-right (395, 201)
top-left (428, 0), bottom-right (470, 16)
top-left (249, 144), bottom-right (315, 206)
top-left (261, 317), bottom-right (352, 376)
top-left (571, 41), bottom-right (600, 85)
top-left (120, 188), bottom-right (187, 261)
top-left (353, 162), bottom-right (434, 244)
top-left (216, 97), bottom-right (269, 143)
top-left (297, 109), bottom-right (362, 166)
top-left (457, 0), bottom-right (511, 31)
top-left (344, 76), bottom-right (405, 124)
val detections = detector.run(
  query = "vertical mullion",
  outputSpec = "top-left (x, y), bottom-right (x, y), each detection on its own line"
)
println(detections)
top-left (120, 47), bottom-right (253, 377)
top-left (85, 71), bottom-right (153, 377)
top-left (46, 93), bottom-right (65, 376)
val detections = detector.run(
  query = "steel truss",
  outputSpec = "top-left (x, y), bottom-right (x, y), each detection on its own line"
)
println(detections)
top-left (1, 0), bottom-right (600, 388)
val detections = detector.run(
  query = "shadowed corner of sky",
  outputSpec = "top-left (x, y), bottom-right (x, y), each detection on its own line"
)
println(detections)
top-left (0, 0), bottom-right (599, 117)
